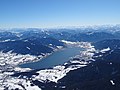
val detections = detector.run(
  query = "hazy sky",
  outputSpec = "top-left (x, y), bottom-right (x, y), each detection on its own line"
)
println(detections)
top-left (0, 0), bottom-right (120, 28)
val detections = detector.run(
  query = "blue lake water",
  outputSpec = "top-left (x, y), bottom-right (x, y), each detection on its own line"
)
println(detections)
top-left (20, 47), bottom-right (83, 69)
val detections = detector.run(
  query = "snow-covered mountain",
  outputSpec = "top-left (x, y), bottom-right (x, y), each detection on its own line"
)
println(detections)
top-left (0, 25), bottom-right (120, 90)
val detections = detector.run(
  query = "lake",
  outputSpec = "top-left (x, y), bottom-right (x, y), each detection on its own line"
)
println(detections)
top-left (20, 46), bottom-right (83, 69)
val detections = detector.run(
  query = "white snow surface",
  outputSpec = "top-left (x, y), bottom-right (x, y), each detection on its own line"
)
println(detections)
top-left (3, 77), bottom-right (41, 90)
top-left (0, 51), bottom-right (46, 90)
top-left (34, 64), bottom-right (87, 83)
top-left (110, 80), bottom-right (115, 85)
top-left (100, 47), bottom-right (110, 53)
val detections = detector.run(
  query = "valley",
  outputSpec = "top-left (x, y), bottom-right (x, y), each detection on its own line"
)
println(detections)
top-left (0, 25), bottom-right (120, 90)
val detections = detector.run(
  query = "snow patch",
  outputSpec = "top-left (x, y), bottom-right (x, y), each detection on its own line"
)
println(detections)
top-left (110, 80), bottom-right (115, 85)
top-left (100, 47), bottom-right (110, 53)
top-left (26, 47), bottom-right (31, 50)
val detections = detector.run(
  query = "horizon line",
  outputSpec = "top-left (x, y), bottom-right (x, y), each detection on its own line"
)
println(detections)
top-left (0, 24), bottom-right (120, 30)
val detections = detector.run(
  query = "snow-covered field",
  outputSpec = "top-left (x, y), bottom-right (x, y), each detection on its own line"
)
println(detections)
top-left (0, 40), bottom-right (97, 90)
top-left (0, 51), bottom-right (50, 90)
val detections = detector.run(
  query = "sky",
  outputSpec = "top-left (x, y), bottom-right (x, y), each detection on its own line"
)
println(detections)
top-left (0, 0), bottom-right (120, 28)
